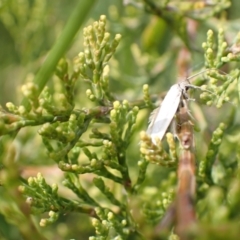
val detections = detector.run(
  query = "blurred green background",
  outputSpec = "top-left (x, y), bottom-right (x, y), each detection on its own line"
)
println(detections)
top-left (1, 0), bottom-right (240, 239)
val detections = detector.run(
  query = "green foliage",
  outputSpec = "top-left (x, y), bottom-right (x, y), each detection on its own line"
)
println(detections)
top-left (1, 0), bottom-right (240, 239)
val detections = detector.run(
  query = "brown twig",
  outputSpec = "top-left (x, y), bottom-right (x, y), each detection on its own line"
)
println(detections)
top-left (175, 99), bottom-right (196, 239)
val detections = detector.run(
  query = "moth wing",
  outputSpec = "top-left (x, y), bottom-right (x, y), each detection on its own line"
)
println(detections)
top-left (147, 84), bottom-right (182, 144)
top-left (147, 107), bottom-right (159, 129)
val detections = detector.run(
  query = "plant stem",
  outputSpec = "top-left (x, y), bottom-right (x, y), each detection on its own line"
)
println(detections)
top-left (22, 0), bottom-right (97, 110)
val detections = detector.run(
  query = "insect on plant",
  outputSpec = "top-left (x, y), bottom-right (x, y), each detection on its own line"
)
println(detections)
top-left (146, 69), bottom-right (217, 144)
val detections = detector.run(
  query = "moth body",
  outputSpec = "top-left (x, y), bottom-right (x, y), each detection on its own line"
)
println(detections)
top-left (147, 81), bottom-right (189, 144)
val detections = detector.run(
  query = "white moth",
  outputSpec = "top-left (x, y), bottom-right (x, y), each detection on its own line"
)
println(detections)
top-left (147, 68), bottom-right (221, 144)
top-left (146, 69), bottom-right (220, 144)
top-left (147, 81), bottom-right (189, 144)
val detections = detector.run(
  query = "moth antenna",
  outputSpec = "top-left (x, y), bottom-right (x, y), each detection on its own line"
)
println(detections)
top-left (185, 68), bottom-right (227, 83)
top-left (183, 68), bottom-right (230, 105)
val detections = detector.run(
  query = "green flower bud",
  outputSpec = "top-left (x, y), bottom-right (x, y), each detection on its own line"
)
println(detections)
top-left (121, 219), bottom-right (127, 226)
top-left (107, 211), bottom-right (114, 220)
top-left (39, 219), bottom-right (47, 227)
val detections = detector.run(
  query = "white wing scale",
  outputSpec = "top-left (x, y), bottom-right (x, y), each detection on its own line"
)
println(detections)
top-left (147, 83), bottom-right (185, 144)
